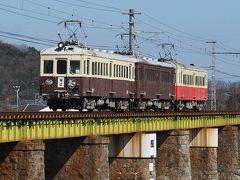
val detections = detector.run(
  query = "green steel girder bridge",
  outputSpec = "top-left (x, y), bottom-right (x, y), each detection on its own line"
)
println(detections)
top-left (0, 111), bottom-right (240, 143)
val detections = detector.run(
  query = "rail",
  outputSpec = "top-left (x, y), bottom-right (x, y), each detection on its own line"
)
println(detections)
top-left (0, 111), bottom-right (239, 120)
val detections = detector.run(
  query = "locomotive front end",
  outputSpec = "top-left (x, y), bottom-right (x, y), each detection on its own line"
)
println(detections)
top-left (39, 44), bottom-right (82, 111)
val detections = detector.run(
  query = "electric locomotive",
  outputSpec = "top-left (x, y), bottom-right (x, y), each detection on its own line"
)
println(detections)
top-left (39, 42), bottom-right (208, 112)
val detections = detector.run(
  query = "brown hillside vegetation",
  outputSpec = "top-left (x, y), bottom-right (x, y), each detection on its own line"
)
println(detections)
top-left (0, 41), bottom-right (39, 111)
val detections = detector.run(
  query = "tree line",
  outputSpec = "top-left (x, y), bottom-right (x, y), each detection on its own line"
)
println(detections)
top-left (0, 41), bottom-right (39, 111)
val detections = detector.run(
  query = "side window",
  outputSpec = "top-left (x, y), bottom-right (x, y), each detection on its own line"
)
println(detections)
top-left (180, 71), bottom-right (183, 84)
top-left (121, 66), bottom-right (123, 77)
top-left (179, 73), bottom-right (181, 83)
top-left (95, 62), bottom-right (98, 75)
top-left (132, 67), bottom-right (135, 79)
top-left (57, 59), bottom-right (67, 74)
top-left (106, 63), bottom-right (108, 76)
top-left (114, 64), bottom-right (116, 77)
top-left (195, 76), bottom-right (205, 86)
top-left (92, 62), bottom-right (95, 75)
top-left (83, 60), bottom-right (86, 74)
top-left (70, 60), bottom-right (80, 74)
top-left (43, 60), bottom-right (53, 74)
top-left (118, 65), bottom-right (120, 77)
top-left (87, 59), bottom-right (90, 75)
top-left (183, 74), bottom-right (187, 85)
top-left (129, 65), bottom-right (132, 79)
top-left (109, 62), bottom-right (112, 77)
top-left (101, 63), bottom-right (104, 76)
top-left (98, 63), bottom-right (100, 75)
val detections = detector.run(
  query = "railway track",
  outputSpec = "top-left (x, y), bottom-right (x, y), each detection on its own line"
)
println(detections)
top-left (0, 111), bottom-right (239, 120)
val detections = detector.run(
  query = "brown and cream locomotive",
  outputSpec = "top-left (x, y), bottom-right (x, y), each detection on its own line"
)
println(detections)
top-left (40, 42), bottom-right (208, 112)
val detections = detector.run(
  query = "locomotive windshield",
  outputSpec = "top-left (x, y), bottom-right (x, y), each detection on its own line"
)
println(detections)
top-left (43, 60), bottom-right (53, 74)
top-left (57, 59), bottom-right (67, 74)
top-left (70, 60), bottom-right (80, 74)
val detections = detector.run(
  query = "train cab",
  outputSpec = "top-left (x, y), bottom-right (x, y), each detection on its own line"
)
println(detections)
top-left (173, 63), bottom-right (208, 111)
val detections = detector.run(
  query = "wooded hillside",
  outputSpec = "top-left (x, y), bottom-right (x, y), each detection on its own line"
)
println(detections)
top-left (0, 41), bottom-right (39, 111)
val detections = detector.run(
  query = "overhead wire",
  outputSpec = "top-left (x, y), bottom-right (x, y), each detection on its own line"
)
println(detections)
top-left (0, 0), bottom-right (211, 56)
top-left (142, 12), bottom-right (211, 42)
top-left (54, 0), bottom-right (123, 13)
top-left (216, 69), bottom-right (240, 78)
top-left (0, 0), bottom-right (126, 46)
top-left (0, 2), bottom-right (67, 21)
top-left (24, 0), bottom-right (125, 32)
top-left (136, 17), bottom-right (240, 70)
top-left (135, 18), bottom-right (209, 54)
top-left (0, 30), bottom-right (58, 44)
top-left (1, 0), bottom-right (240, 79)
top-left (218, 41), bottom-right (240, 52)
top-left (74, 0), bottom-right (127, 11)
top-left (0, 34), bottom-right (53, 46)
top-left (0, 6), bottom-right (58, 23)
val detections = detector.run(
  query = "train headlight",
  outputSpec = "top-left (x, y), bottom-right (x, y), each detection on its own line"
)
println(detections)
top-left (58, 42), bottom-right (65, 49)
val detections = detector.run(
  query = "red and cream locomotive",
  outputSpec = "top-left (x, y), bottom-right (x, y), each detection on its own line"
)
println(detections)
top-left (39, 42), bottom-right (208, 112)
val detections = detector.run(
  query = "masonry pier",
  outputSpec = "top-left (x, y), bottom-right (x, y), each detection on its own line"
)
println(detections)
top-left (109, 133), bottom-right (156, 179)
top-left (218, 126), bottom-right (240, 179)
top-left (0, 140), bottom-right (45, 180)
top-left (190, 128), bottom-right (218, 179)
top-left (156, 130), bottom-right (191, 179)
top-left (45, 136), bottom-right (109, 179)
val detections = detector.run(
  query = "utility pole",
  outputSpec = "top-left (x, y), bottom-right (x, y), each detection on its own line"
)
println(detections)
top-left (205, 43), bottom-right (240, 111)
top-left (123, 9), bottom-right (141, 55)
top-left (13, 86), bottom-right (20, 109)
top-left (206, 41), bottom-right (216, 111)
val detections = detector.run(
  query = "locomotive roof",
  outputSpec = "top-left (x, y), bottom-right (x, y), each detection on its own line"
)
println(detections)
top-left (170, 61), bottom-right (207, 72)
top-left (41, 45), bottom-right (174, 68)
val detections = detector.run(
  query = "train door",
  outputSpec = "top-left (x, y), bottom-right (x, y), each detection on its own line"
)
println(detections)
top-left (56, 59), bottom-right (67, 89)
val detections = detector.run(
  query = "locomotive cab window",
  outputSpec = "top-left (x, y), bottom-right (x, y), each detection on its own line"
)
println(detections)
top-left (70, 60), bottom-right (80, 74)
top-left (57, 59), bottom-right (67, 74)
top-left (43, 60), bottom-right (53, 74)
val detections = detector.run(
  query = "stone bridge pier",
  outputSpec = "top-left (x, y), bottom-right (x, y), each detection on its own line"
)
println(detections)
top-left (218, 126), bottom-right (240, 179)
top-left (109, 133), bottom-right (156, 179)
top-left (0, 136), bottom-right (109, 180)
top-left (190, 128), bottom-right (218, 179)
top-left (156, 128), bottom-right (219, 179)
top-left (0, 140), bottom-right (45, 180)
top-left (44, 136), bottom-right (109, 179)
top-left (156, 130), bottom-right (191, 179)
top-left (0, 126), bottom-right (240, 179)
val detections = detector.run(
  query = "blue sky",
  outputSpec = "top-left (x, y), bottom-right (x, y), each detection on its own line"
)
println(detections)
top-left (1, 0), bottom-right (240, 81)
